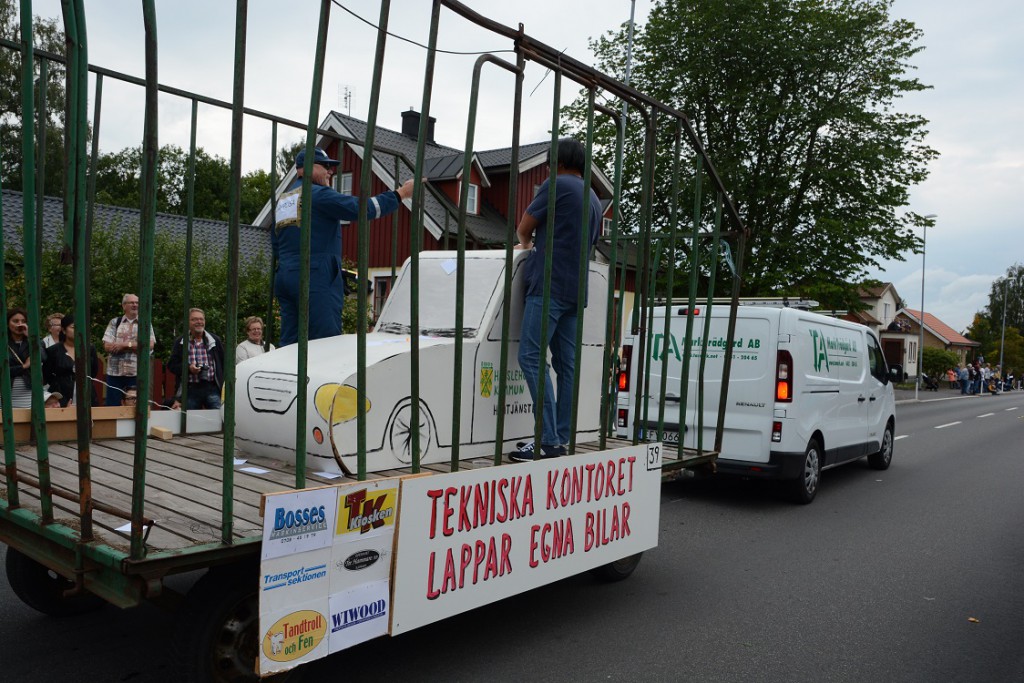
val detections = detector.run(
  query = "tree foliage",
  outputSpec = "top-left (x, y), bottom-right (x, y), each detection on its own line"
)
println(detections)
top-left (967, 262), bottom-right (1024, 372)
top-left (0, 223), bottom-right (273, 363)
top-left (93, 144), bottom-right (272, 224)
top-left (922, 346), bottom-right (958, 380)
top-left (0, 0), bottom-right (67, 194)
top-left (565, 0), bottom-right (937, 309)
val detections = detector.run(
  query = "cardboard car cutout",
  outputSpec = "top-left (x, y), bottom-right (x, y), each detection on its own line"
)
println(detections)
top-left (235, 251), bottom-right (608, 473)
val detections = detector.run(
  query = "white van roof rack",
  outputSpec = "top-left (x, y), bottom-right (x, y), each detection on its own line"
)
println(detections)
top-left (656, 297), bottom-right (819, 310)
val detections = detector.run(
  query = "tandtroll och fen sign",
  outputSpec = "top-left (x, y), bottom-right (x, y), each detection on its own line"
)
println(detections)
top-left (390, 443), bottom-right (662, 634)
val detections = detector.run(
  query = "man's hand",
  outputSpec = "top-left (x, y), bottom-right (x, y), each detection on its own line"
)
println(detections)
top-left (395, 178), bottom-right (424, 201)
top-left (189, 363), bottom-right (202, 376)
top-left (514, 241), bottom-right (533, 251)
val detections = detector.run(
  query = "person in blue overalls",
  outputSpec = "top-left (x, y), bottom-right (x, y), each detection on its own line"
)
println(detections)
top-left (273, 146), bottom-right (415, 345)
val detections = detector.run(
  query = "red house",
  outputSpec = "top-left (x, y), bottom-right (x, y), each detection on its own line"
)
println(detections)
top-left (253, 110), bottom-right (627, 319)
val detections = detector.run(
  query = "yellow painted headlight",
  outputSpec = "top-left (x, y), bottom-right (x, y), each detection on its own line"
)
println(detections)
top-left (314, 384), bottom-right (370, 425)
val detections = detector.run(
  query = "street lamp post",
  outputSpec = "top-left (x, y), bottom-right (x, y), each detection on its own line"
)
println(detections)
top-left (916, 214), bottom-right (937, 401)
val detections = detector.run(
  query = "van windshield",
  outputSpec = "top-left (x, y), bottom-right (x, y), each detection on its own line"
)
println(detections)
top-left (376, 258), bottom-right (502, 339)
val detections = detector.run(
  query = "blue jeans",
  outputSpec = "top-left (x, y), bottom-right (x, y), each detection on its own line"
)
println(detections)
top-left (105, 374), bottom-right (136, 406)
top-left (186, 381), bottom-right (222, 410)
top-left (518, 295), bottom-right (578, 447)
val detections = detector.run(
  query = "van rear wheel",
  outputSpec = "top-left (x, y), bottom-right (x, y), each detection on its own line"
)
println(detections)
top-left (789, 438), bottom-right (821, 504)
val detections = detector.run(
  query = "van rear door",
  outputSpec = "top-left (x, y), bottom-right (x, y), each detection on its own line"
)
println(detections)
top-left (645, 309), bottom-right (774, 461)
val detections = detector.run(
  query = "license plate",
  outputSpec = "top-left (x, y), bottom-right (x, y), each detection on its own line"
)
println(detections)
top-left (661, 430), bottom-right (679, 444)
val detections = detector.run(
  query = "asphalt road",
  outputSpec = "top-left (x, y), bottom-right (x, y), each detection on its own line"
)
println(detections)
top-left (2, 391), bottom-right (1022, 682)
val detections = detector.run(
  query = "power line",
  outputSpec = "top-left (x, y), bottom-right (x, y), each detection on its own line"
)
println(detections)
top-left (331, 1), bottom-right (515, 57)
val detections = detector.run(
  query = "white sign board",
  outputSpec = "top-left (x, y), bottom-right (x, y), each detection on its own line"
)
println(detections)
top-left (390, 443), bottom-right (662, 634)
top-left (259, 479), bottom-right (400, 677)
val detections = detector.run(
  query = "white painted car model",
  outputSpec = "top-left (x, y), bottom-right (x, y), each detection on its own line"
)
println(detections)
top-left (235, 251), bottom-right (608, 474)
top-left (616, 305), bottom-right (897, 502)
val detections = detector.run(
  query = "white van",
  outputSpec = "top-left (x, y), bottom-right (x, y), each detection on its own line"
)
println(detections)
top-left (616, 304), bottom-right (898, 503)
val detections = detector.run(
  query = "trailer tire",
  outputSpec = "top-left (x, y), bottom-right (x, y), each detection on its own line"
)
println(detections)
top-left (590, 553), bottom-right (642, 582)
top-left (178, 564), bottom-right (296, 683)
top-left (4, 547), bottom-right (104, 617)
top-left (789, 438), bottom-right (821, 504)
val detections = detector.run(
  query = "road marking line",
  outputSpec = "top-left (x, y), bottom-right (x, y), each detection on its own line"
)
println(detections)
top-left (1007, 407), bottom-right (1019, 412)
top-left (935, 421), bottom-right (961, 429)
top-left (894, 435), bottom-right (908, 441)
top-left (977, 413), bottom-right (995, 418)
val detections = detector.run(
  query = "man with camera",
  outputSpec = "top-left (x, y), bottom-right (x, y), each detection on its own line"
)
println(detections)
top-left (167, 308), bottom-right (225, 410)
top-left (102, 293), bottom-right (156, 406)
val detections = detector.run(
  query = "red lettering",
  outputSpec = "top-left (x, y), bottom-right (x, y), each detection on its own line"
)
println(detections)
top-left (571, 466), bottom-right (583, 505)
top-left (606, 460), bottom-right (616, 498)
top-left (426, 489), bottom-right (443, 539)
top-left (546, 471), bottom-right (558, 510)
top-left (564, 518), bottom-right (575, 555)
top-left (622, 502), bottom-right (631, 536)
top-left (617, 457), bottom-right (627, 495)
top-left (443, 487), bottom-right (457, 537)
top-left (474, 539), bottom-right (486, 584)
top-left (585, 511), bottom-right (595, 551)
top-left (473, 482), bottom-right (489, 527)
top-left (458, 485), bottom-right (472, 533)
top-left (522, 475), bottom-right (534, 516)
top-left (500, 533), bottom-right (512, 575)
top-left (459, 543), bottom-right (473, 589)
top-left (442, 547), bottom-right (457, 593)
top-left (484, 536), bottom-right (499, 579)
top-left (529, 524), bottom-right (541, 568)
top-left (594, 465), bottom-right (605, 501)
top-left (509, 477), bottom-right (522, 518)
top-left (585, 463), bottom-right (596, 501)
top-left (611, 504), bottom-right (620, 541)
top-left (627, 456), bottom-right (636, 492)
top-left (496, 478), bottom-right (509, 522)
top-left (426, 551), bottom-right (440, 599)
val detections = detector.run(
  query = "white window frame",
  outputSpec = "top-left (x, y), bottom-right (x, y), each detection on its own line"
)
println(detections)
top-left (459, 181), bottom-right (480, 215)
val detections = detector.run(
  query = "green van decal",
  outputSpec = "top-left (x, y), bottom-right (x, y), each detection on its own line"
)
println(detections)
top-left (809, 329), bottom-right (860, 372)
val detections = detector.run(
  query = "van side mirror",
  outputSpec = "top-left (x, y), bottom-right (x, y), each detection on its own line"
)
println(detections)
top-left (888, 364), bottom-right (902, 384)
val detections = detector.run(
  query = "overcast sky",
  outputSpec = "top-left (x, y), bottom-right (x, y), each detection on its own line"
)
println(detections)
top-left (28, 0), bottom-right (1022, 333)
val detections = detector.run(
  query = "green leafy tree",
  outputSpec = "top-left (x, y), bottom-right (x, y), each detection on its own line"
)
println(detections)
top-left (93, 144), bottom-right (272, 223)
top-left (922, 346), bottom-right (958, 381)
top-left (34, 222), bottom-right (272, 363)
top-left (565, 0), bottom-right (936, 309)
top-left (0, 0), bottom-right (67, 195)
top-left (276, 139), bottom-right (304, 178)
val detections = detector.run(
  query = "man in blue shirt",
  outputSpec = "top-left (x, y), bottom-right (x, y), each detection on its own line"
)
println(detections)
top-left (273, 147), bottom-right (415, 345)
top-left (511, 138), bottom-right (602, 461)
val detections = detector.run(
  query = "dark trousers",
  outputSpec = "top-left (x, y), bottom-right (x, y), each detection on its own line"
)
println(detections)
top-left (105, 374), bottom-right (137, 406)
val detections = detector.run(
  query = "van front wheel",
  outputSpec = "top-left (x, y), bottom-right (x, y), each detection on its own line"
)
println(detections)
top-left (868, 423), bottom-right (894, 470)
top-left (789, 438), bottom-right (821, 504)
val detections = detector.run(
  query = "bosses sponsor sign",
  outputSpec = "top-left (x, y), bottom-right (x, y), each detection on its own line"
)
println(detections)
top-left (261, 487), bottom-right (338, 560)
top-left (390, 444), bottom-right (661, 634)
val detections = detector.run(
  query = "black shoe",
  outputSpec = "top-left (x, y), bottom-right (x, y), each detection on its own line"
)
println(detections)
top-left (509, 442), bottom-right (564, 462)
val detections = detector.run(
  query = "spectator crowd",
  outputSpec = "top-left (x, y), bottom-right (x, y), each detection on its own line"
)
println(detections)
top-left (3, 296), bottom-right (275, 412)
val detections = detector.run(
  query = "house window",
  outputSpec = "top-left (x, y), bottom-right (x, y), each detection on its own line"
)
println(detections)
top-left (883, 302), bottom-right (890, 322)
top-left (373, 275), bottom-right (393, 318)
top-left (603, 217), bottom-right (612, 236)
top-left (338, 173), bottom-right (354, 224)
top-left (458, 182), bottom-right (480, 215)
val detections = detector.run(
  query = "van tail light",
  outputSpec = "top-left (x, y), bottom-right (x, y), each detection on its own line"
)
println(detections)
top-left (617, 408), bottom-right (628, 428)
top-left (618, 344), bottom-right (633, 392)
top-left (776, 350), bottom-right (793, 403)
top-left (771, 420), bottom-right (782, 442)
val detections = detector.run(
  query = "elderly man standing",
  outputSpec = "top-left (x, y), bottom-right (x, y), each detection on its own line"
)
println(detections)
top-left (168, 308), bottom-right (225, 410)
top-left (273, 146), bottom-right (416, 345)
top-left (102, 293), bottom-right (156, 406)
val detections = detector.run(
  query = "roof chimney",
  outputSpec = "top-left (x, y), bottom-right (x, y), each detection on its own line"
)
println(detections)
top-left (401, 109), bottom-right (435, 143)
